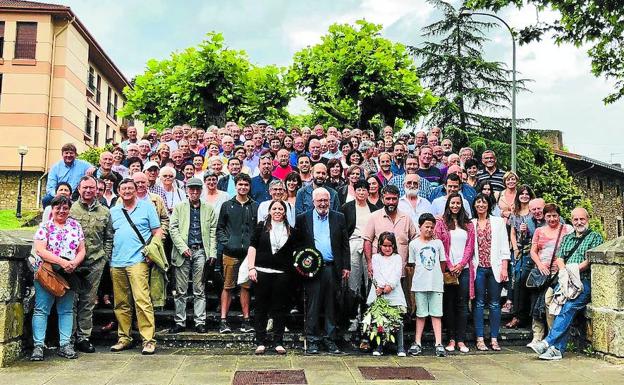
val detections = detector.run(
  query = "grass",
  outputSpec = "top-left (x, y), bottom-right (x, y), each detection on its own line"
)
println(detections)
top-left (0, 209), bottom-right (39, 230)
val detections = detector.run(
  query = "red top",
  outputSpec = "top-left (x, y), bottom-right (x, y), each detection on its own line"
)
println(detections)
top-left (477, 219), bottom-right (492, 268)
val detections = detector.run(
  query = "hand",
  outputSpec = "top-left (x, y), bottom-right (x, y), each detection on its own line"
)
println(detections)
top-left (519, 223), bottom-right (527, 232)
top-left (555, 258), bottom-right (565, 271)
top-left (383, 285), bottom-right (392, 294)
top-left (450, 264), bottom-right (463, 275)
top-left (207, 258), bottom-right (216, 266)
top-left (342, 269), bottom-right (350, 280)
top-left (367, 265), bottom-right (373, 278)
top-left (375, 287), bottom-right (383, 296)
top-left (183, 249), bottom-right (193, 258)
top-left (248, 268), bottom-right (257, 282)
top-left (499, 269), bottom-right (508, 282)
top-left (538, 262), bottom-right (550, 276)
top-left (85, 167), bottom-right (96, 176)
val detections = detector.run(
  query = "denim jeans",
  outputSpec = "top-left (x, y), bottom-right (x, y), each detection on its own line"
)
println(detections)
top-left (32, 281), bottom-right (75, 347)
top-left (546, 278), bottom-right (591, 353)
top-left (474, 267), bottom-right (503, 338)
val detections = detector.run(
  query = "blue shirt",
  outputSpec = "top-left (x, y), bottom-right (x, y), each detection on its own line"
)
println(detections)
top-left (313, 210), bottom-right (333, 262)
top-left (290, 151), bottom-right (308, 167)
top-left (391, 161), bottom-right (405, 175)
top-left (250, 175), bottom-right (277, 203)
top-left (110, 200), bottom-right (160, 267)
top-left (46, 159), bottom-right (92, 196)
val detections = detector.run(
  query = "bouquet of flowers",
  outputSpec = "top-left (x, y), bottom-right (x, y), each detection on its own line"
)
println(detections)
top-left (361, 280), bottom-right (403, 346)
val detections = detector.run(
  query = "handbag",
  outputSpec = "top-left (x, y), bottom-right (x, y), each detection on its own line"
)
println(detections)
top-left (526, 225), bottom-right (563, 290)
top-left (443, 271), bottom-right (459, 285)
top-left (34, 262), bottom-right (70, 297)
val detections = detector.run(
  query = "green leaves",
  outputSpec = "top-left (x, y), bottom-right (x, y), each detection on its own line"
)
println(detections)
top-left (119, 33), bottom-right (294, 130)
top-left (290, 19), bottom-right (436, 136)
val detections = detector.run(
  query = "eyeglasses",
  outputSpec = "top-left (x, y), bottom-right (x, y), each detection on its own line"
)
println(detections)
top-left (162, 175), bottom-right (174, 179)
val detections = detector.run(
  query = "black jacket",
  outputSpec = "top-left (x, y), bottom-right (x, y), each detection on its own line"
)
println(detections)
top-left (216, 197), bottom-right (258, 259)
top-left (250, 222), bottom-right (296, 272)
top-left (294, 210), bottom-right (350, 278)
top-left (216, 175), bottom-right (234, 193)
top-left (340, 200), bottom-right (380, 238)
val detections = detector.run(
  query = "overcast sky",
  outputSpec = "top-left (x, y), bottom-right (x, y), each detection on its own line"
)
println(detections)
top-left (59, 0), bottom-right (623, 164)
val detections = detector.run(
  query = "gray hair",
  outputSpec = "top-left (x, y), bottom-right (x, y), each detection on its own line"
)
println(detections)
top-left (269, 179), bottom-right (285, 190)
top-left (312, 187), bottom-right (330, 200)
top-left (159, 166), bottom-right (176, 178)
top-left (359, 140), bottom-right (374, 152)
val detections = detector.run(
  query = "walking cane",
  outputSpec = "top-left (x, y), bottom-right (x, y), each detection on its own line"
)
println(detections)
top-left (303, 284), bottom-right (307, 354)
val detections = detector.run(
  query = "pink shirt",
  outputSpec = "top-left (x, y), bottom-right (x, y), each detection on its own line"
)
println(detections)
top-left (363, 209), bottom-right (417, 272)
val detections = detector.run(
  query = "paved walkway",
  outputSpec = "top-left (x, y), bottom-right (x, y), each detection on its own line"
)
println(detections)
top-left (1, 346), bottom-right (622, 385)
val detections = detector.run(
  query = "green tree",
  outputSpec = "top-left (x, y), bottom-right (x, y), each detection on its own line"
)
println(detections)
top-left (119, 33), bottom-right (293, 130)
top-left (410, 0), bottom-right (530, 142)
top-left (289, 20), bottom-right (436, 137)
top-left (467, 0), bottom-right (624, 104)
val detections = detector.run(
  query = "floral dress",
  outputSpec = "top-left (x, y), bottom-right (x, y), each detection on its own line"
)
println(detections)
top-left (31, 218), bottom-right (84, 270)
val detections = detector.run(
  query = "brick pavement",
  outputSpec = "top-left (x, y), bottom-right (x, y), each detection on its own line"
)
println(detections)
top-left (1, 346), bottom-right (622, 385)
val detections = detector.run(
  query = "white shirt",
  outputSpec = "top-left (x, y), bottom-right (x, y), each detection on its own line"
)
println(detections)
top-left (257, 200), bottom-right (296, 225)
top-left (397, 196), bottom-right (434, 230)
top-left (449, 228), bottom-right (469, 268)
top-left (431, 193), bottom-right (472, 219)
top-left (409, 238), bottom-right (446, 292)
top-left (366, 253), bottom-right (406, 307)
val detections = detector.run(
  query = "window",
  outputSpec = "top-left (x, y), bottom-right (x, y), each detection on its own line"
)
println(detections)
top-left (105, 124), bottom-right (110, 141)
top-left (15, 22), bottom-right (37, 59)
top-left (599, 180), bottom-right (604, 193)
top-left (617, 184), bottom-right (621, 197)
top-left (85, 109), bottom-right (92, 136)
top-left (87, 66), bottom-right (95, 91)
top-left (586, 176), bottom-right (591, 189)
top-left (107, 86), bottom-right (112, 115)
top-left (96, 74), bottom-right (101, 103)
top-left (94, 116), bottom-right (99, 146)
top-left (618, 219), bottom-right (623, 237)
top-left (0, 21), bottom-right (5, 58)
top-left (113, 93), bottom-right (118, 118)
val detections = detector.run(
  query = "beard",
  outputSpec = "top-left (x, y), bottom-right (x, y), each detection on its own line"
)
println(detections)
top-left (385, 204), bottom-right (397, 214)
top-left (314, 178), bottom-right (325, 187)
top-left (405, 188), bottom-right (419, 198)
top-left (575, 225), bottom-right (588, 233)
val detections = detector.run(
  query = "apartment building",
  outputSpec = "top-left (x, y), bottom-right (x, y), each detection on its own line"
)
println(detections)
top-left (0, 0), bottom-right (138, 210)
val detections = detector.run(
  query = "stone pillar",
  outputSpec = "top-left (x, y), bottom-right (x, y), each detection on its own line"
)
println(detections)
top-left (0, 232), bottom-right (31, 367)
top-left (587, 237), bottom-right (624, 360)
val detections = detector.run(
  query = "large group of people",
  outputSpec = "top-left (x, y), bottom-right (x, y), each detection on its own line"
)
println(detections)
top-left (30, 121), bottom-right (603, 361)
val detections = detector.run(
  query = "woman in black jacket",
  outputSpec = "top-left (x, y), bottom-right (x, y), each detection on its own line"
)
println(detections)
top-left (247, 200), bottom-right (296, 355)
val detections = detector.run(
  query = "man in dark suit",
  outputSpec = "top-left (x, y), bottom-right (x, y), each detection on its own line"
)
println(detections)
top-left (295, 187), bottom-right (350, 354)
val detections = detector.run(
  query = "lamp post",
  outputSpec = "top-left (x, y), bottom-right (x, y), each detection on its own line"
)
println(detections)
top-left (460, 9), bottom-right (517, 173)
top-left (16, 146), bottom-right (28, 219)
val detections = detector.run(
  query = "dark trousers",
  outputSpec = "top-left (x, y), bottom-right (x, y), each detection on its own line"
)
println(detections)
top-left (254, 271), bottom-right (290, 345)
top-left (512, 254), bottom-right (533, 324)
top-left (304, 265), bottom-right (337, 343)
top-left (443, 269), bottom-right (470, 342)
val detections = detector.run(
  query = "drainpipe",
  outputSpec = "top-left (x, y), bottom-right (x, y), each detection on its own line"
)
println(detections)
top-left (39, 16), bottom-right (75, 209)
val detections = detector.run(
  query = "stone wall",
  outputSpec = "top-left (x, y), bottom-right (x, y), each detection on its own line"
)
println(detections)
top-left (0, 231), bottom-right (31, 367)
top-left (0, 171), bottom-right (44, 211)
top-left (587, 236), bottom-right (624, 361)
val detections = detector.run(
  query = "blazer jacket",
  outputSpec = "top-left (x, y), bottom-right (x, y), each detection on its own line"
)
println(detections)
top-left (341, 200), bottom-right (380, 238)
top-left (169, 200), bottom-right (217, 267)
top-left (471, 216), bottom-right (511, 283)
top-left (295, 209), bottom-right (351, 278)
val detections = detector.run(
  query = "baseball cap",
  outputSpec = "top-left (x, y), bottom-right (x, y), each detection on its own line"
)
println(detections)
top-left (186, 178), bottom-right (203, 188)
top-left (143, 161), bottom-right (160, 171)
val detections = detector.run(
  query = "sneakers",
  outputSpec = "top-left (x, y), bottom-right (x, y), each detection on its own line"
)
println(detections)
top-left (307, 342), bottom-right (320, 354)
top-left (348, 318), bottom-right (359, 332)
top-left (110, 340), bottom-right (132, 352)
top-left (57, 344), bottom-right (78, 359)
top-left (142, 341), bottom-right (156, 355)
top-left (539, 346), bottom-right (562, 360)
top-left (219, 319), bottom-right (232, 334)
top-left (435, 344), bottom-right (447, 357)
top-left (530, 340), bottom-right (549, 355)
top-left (325, 340), bottom-right (342, 354)
top-left (266, 318), bottom-right (273, 332)
top-left (408, 343), bottom-right (422, 356)
top-left (373, 345), bottom-right (383, 356)
top-left (397, 350), bottom-right (406, 357)
top-left (240, 319), bottom-right (255, 333)
top-left (75, 339), bottom-right (96, 353)
top-left (30, 346), bottom-right (44, 361)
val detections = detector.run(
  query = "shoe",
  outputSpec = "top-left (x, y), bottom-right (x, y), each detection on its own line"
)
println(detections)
top-left (57, 344), bottom-right (78, 359)
top-left (101, 321), bottom-right (117, 332)
top-left (445, 339), bottom-right (456, 352)
top-left (307, 342), bottom-right (320, 354)
top-left (219, 319), bottom-right (231, 334)
top-left (531, 340), bottom-right (549, 355)
top-left (169, 324), bottom-right (185, 334)
top-left (30, 346), bottom-right (44, 361)
top-left (373, 345), bottom-right (383, 356)
top-left (435, 344), bottom-right (447, 357)
top-left (195, 324), bottom-right (207, 334)
top-left (501, 300), bottom-right (512, 314)
top-left (457, 343), bottom-right (470, 353)
top-left (397, 350), bottom-right (406, 357)
top-left (240, 319), bottom-right (255, 333)
top-left (142, 341), bottom-right (156, 355)
top-left (103, 294), bottom-right (112, 306)
top-left (539, 346), bottom-right (562, 360)
top-left (526, 338), bottom-right (540, 348)
top-left (348, 318), bottom-right (359, 332)
top-left (325, 340), bottom-right (342, 354)
top-left (110, 340), bottom-right (132, 352)
top-left (75, 339), bottom-right (95, 353)
top-left (408, 343), bottom-right (422, 356)
top-left (275, 345), bottom-right (287, 355)
top-left (290, 307), bottom-right (299, 315)
top-left (266, 318), bottom-right (274, 332)
top-left (255, 345), bottom-right (266, 355)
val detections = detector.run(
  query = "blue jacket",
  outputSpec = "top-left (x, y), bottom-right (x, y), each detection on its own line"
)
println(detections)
top-left (295, 184), bottom-right (340, 216)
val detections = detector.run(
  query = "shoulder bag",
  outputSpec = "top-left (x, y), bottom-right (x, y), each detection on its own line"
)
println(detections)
top-left (35, 262), bottom-right (70, 297)
top-left (526, 225), bottom-right (563, 290)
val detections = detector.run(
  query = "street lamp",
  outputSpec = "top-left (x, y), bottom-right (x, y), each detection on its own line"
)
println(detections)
top-left (16, 145), bottom-right (28, 219)
top-left (460, 9), bottom-right (517, 173)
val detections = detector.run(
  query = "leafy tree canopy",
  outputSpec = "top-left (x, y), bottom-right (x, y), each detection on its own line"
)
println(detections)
top-left (466, 0), bottom-right (624, 104)
top-left (289, 20), bottom-right (437, 137)
top-left (119, 33), bottom-right (294, 130)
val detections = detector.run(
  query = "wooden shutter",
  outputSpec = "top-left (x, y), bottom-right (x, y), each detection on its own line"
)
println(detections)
top-left (15, 22), bottom-right (37, 59)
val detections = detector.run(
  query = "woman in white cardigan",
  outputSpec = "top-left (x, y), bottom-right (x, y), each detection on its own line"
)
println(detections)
top-left (472, 193), bottom-right (510, 351)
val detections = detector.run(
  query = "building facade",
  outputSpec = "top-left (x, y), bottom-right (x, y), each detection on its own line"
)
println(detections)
top-left (0, 0), bottom-right (137, 210)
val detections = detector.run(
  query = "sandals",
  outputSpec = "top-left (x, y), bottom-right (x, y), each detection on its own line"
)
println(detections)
top-left (275, 345), bottom-right (286, 355)
top-left (505, 317), bottom-right (521, 329)
top-left (255, 345), bottom-right (266, 355)
top-left (457, 342), bottom-right (470, 353)
top-left (501, 301), bottom-right (513, 314)
top-left (476, 340), bottom-right (489, 351)
top-left (491, 340), bottom-right (501, 351)
top-left (445, 340), bottom-right (456, 352)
